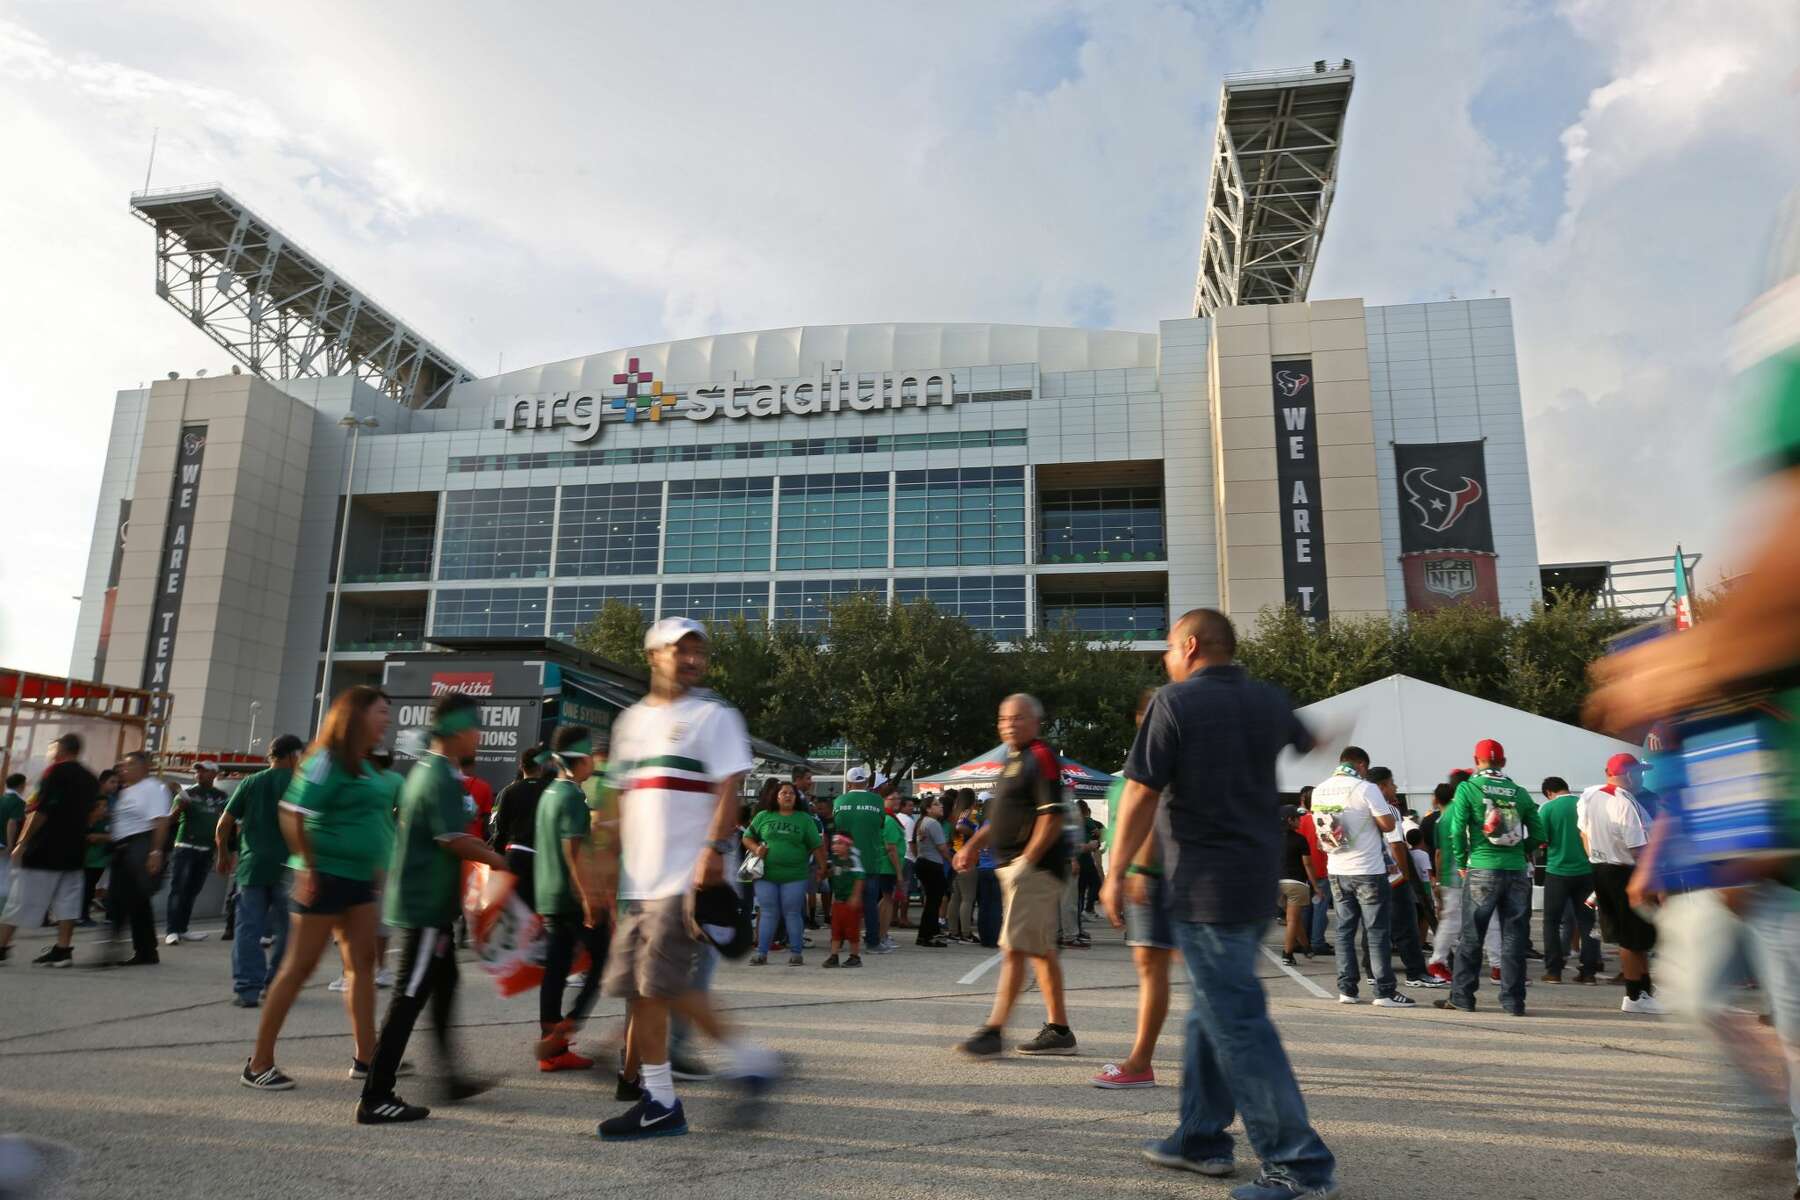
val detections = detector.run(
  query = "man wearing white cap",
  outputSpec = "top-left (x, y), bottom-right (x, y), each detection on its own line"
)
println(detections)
top-left (595, 617), bottom-right (781, 1141)
top-left (165, 761), bottom-right (228, 944)
top-left (834, 766), bottom-right (891, 955)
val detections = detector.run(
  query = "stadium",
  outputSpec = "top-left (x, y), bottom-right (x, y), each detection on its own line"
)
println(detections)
top-left (68, 61), bottom-right (1544, 773)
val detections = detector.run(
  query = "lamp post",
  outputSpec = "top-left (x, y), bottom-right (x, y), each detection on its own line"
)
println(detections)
top-left (246, 699), bottom-right (261, 756)
top-left (318, 415), bottom-right (379, 724)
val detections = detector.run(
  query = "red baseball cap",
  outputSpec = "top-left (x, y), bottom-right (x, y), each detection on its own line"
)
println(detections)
top-left (1606, 752), bottom-right (1641, 777)
top-left (1473, 739), bottom-right (1504, 762)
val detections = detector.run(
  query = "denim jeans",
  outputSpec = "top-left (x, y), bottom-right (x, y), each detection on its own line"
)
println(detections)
top-left (1542, 872), bottom-right (1602, 977)
top-left (1330, 874), bottom-right (1394, 999)
top-left (165, 846), bottom-right (212, 935)
top-left (864, 876), bottom-right (885, 947)
top-left (1388, 882), bottom-right (1429, 980)
top-left (975, 868), bottom-right (1002, 947)
top-left (1151, 919), bottom-right (1336, 1191)
top-left (1307, 887), bottom-right (1329, 947)
top-left (1452, 868), bottom-right (1531, 1012)
top-left (231, 878), bottom-right (288, 1000)
top-left (755, 878), bottom-right (808, 956)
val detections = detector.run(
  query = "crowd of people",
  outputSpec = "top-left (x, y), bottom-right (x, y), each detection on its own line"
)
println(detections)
top-left (0, 603), bottom-right (1791, 1200)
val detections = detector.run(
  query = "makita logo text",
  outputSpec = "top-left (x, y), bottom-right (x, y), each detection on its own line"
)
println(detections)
top-left (430, 672), bottom-right (495, 697)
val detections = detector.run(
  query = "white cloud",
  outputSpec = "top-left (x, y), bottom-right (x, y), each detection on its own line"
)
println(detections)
top-left (0, 0), bottom-right (1793, 676)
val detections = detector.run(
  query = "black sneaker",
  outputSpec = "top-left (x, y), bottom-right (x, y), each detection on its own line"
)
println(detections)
top-left (1280, 952), bottom-right (1297, 966)
top-left (616, 1072), bottom-right (645, 1102)
top-left (1017, 1024), bottom-right (1078, 1056)
top-left (240, 1060), bottom-right (296, 1090)
top-left (355, 1094), bottom-right (429, 1124)
top-left (122, 954), bottom-right (159, 966)
top-left (669, 1050), bottom-right (713, 1081)
top-left (0, 945), bottom-right (9, 964)
top-left (959, 1026), bottom-right (1004, 1058)
top-left (822, 954), bottom-right (841, 968)
top-left (33, 945), bottom-right (72, 968)
top-left (596, 1096), bottom-right (687, 1140)
top-left (1433, 999), bottom-right (1474, 1013)
top-left (844, 954), bottom-right (862, 968)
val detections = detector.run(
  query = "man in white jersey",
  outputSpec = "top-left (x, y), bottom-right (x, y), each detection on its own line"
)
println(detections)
top-left (595, 617), bottom-right (781, 1141)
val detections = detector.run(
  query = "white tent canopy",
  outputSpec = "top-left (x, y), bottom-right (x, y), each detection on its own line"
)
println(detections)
top-left (1277, 674), bottom-right (1643, 801)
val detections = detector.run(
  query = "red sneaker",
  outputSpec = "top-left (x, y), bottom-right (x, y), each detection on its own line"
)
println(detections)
top-left (1426, 962), bottom-right (1452, 984)
top-left (538, 1050), bottom-right (595, 1073)
top-left (1491, 967), bottom-right (1502, 982)
top-left (1091, 1062), bottom-right (1155, 1089)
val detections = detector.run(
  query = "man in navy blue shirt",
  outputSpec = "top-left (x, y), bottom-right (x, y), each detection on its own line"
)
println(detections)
top-left (1105, 608), bottom-right (1336, 1200)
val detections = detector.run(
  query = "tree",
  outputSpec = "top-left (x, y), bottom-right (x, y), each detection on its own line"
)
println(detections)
top-left (1503, 598), bottom-right (1633, 725)
top-left (1009, 620), bottom-right (1160, 769)
top-left (569, 598), bottom-right (649, 669)
top-left (703, 615), bottom-right (833, 760)
top-left (819, 594), bottom-right (998, 780)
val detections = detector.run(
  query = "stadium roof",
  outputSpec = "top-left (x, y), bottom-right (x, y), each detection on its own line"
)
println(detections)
top-left (130, 184), bottom-right (473, 408)
top-left (1194, 61), bottom-right (1355, 317)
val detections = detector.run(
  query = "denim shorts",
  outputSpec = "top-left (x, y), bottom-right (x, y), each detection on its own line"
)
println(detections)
top-left (1124, 876), bottom-right (1174, 950)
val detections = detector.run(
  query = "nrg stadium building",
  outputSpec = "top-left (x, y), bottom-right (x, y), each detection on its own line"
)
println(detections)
top-left (69, 61), bottom-right (1542, 772)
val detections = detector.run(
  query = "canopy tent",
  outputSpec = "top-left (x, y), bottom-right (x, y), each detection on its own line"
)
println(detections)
top-left (916, 745), bottom-right (1117, 799)
top-left (1277, 674), bottom-right (1643, 800)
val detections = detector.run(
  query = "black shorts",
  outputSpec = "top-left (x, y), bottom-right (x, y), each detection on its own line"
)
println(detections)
top-left (292, 871), bottom-right (376, 916)
top-left (1591, 862), bottom-right (1655, 953)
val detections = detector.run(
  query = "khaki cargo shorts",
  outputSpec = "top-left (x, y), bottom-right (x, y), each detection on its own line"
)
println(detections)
top-left (997, 858), bottom-right (1062, 958)
top-left (602, 896), bottom-right (699, 1000)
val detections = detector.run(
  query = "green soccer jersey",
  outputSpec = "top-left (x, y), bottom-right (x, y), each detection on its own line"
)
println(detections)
top-left (533, 779), bottom-right (591, 918)
top-left (878, 813), bottom-right (903, 876)
top-left (84, 808), bottom-right (112, 870)
top-left (283, 752), bottom-right (390, 881)
top-left (833, 790), bottom-right (886, 885)
top-left (173, 784), bottom-right (228, 849)
top-left (1446, 770), bottom-right (1544, 872)
top-left (748, 808), bottom-right (821, 883)
top-left (828, 844), bottom-right (865, 902)
top-left (225, 766), bottom-right (293, 886)
top-left (384, 754), bottom-right (471, 930)
top-left (1538, 792), bottom-right (1590, 877)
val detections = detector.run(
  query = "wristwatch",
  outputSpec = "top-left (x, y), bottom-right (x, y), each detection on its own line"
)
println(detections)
top-left (705, 838), bottom-right (733, 854)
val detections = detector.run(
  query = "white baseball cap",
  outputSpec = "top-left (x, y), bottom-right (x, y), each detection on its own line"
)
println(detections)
top-left (644, 616), bottom-right (707, 651)
top-left (976, 790), bottom-right (994, 802)
top-left (873, 772), bottom-right (891, 790)
top-left (846, 766), bottom-right (871, 784)
top-left (195, 760), bottom-right (220, 772)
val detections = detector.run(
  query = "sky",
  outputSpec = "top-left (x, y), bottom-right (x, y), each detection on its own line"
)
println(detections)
top-left (0, 0), bottom-right (1795, 675)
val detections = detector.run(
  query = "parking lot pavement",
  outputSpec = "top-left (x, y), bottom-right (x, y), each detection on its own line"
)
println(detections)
top-left (0, 917), bottom-right (1792, 1199)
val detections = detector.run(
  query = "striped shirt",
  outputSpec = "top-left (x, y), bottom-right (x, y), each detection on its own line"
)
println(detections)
top-left (608, 690), bottom-right (753, 900)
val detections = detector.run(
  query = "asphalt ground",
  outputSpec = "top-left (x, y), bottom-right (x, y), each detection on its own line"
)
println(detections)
top-left (0, 913), bottom-right (1793, 1200)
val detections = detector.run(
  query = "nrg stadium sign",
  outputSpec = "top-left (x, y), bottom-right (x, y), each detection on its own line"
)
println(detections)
top-left (494, 361), bottom-right (957, 444)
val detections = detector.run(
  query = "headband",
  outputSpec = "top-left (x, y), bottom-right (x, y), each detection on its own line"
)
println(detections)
top-left (431, 707), bottom-right (482, 737)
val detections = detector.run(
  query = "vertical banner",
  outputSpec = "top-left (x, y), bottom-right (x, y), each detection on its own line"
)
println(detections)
top-left (94, 498), bottom-right (132, 678)
top-left (143, 426), bottom-right (208, 744)
top-left (1394, 440), bottom-right (1498, 611)
top-left (1271, 361), bottom-right (1329, 619)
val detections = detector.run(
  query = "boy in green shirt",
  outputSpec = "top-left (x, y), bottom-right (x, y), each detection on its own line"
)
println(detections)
top-left (357, 693), bottom-right (510, 1126)
top-left (822, 834), bottom-right (865, 968)
top-left (532, 724), bottom-right (611, 1073)
top-left (833, 768), bottom-right (892, 954)
top-left (215, 735), bottom-right (305, 1006)
top-left (1437, 739), bottom-right (1544, 1016)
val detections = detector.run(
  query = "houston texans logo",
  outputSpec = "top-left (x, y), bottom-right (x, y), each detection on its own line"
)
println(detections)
top-left (182, 433), bottom-right (206, 455)
top-left (1273, 369), bottom-right (1310, 398)
top-left (1403, 466), bottom-right (1483, 532)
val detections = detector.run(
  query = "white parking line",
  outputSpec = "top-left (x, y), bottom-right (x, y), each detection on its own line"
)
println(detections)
top-left (958, 952), bottom-right (1003, 985)
top-left (1260, 945), bottom-right (1331, 999)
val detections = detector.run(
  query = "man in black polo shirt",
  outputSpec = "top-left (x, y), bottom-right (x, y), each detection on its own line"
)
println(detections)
top-left (952, 693), bottom-right (1076, 1058)
top-left (1106, 609), bottom-right (1337, 1200)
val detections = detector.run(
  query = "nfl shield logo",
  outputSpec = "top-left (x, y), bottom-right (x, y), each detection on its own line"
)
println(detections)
top-left (1424, 556), bottom-right (1477, 599)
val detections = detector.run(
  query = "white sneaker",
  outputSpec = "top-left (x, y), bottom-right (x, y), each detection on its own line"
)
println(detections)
top-left (163, 933), bottom-right (180, 946)
top-left (1336, 993), bottom-right (1362, 1004)
top-left (1373, 993), bottom-right (1418, 1008)
top-left (327, 976), bottom-right (349, 992)
top-left (180, 931), bottom-right (209, 942)
top-left (566, 973), bottom-right (586, 987)
top-left (1621, 993), bottom-right (1667, 1015)
top-left (881, 937), bottom-right (897, 951)
top-left (376, 968), bottom-right (394, 989)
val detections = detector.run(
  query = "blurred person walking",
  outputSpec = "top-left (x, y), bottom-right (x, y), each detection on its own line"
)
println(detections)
top-left (107, 751), bottom-right (172, 966)
top-left (0, 735), bottom-right (96, 967)
top-left (164, 760), bottom-right (227, 944)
